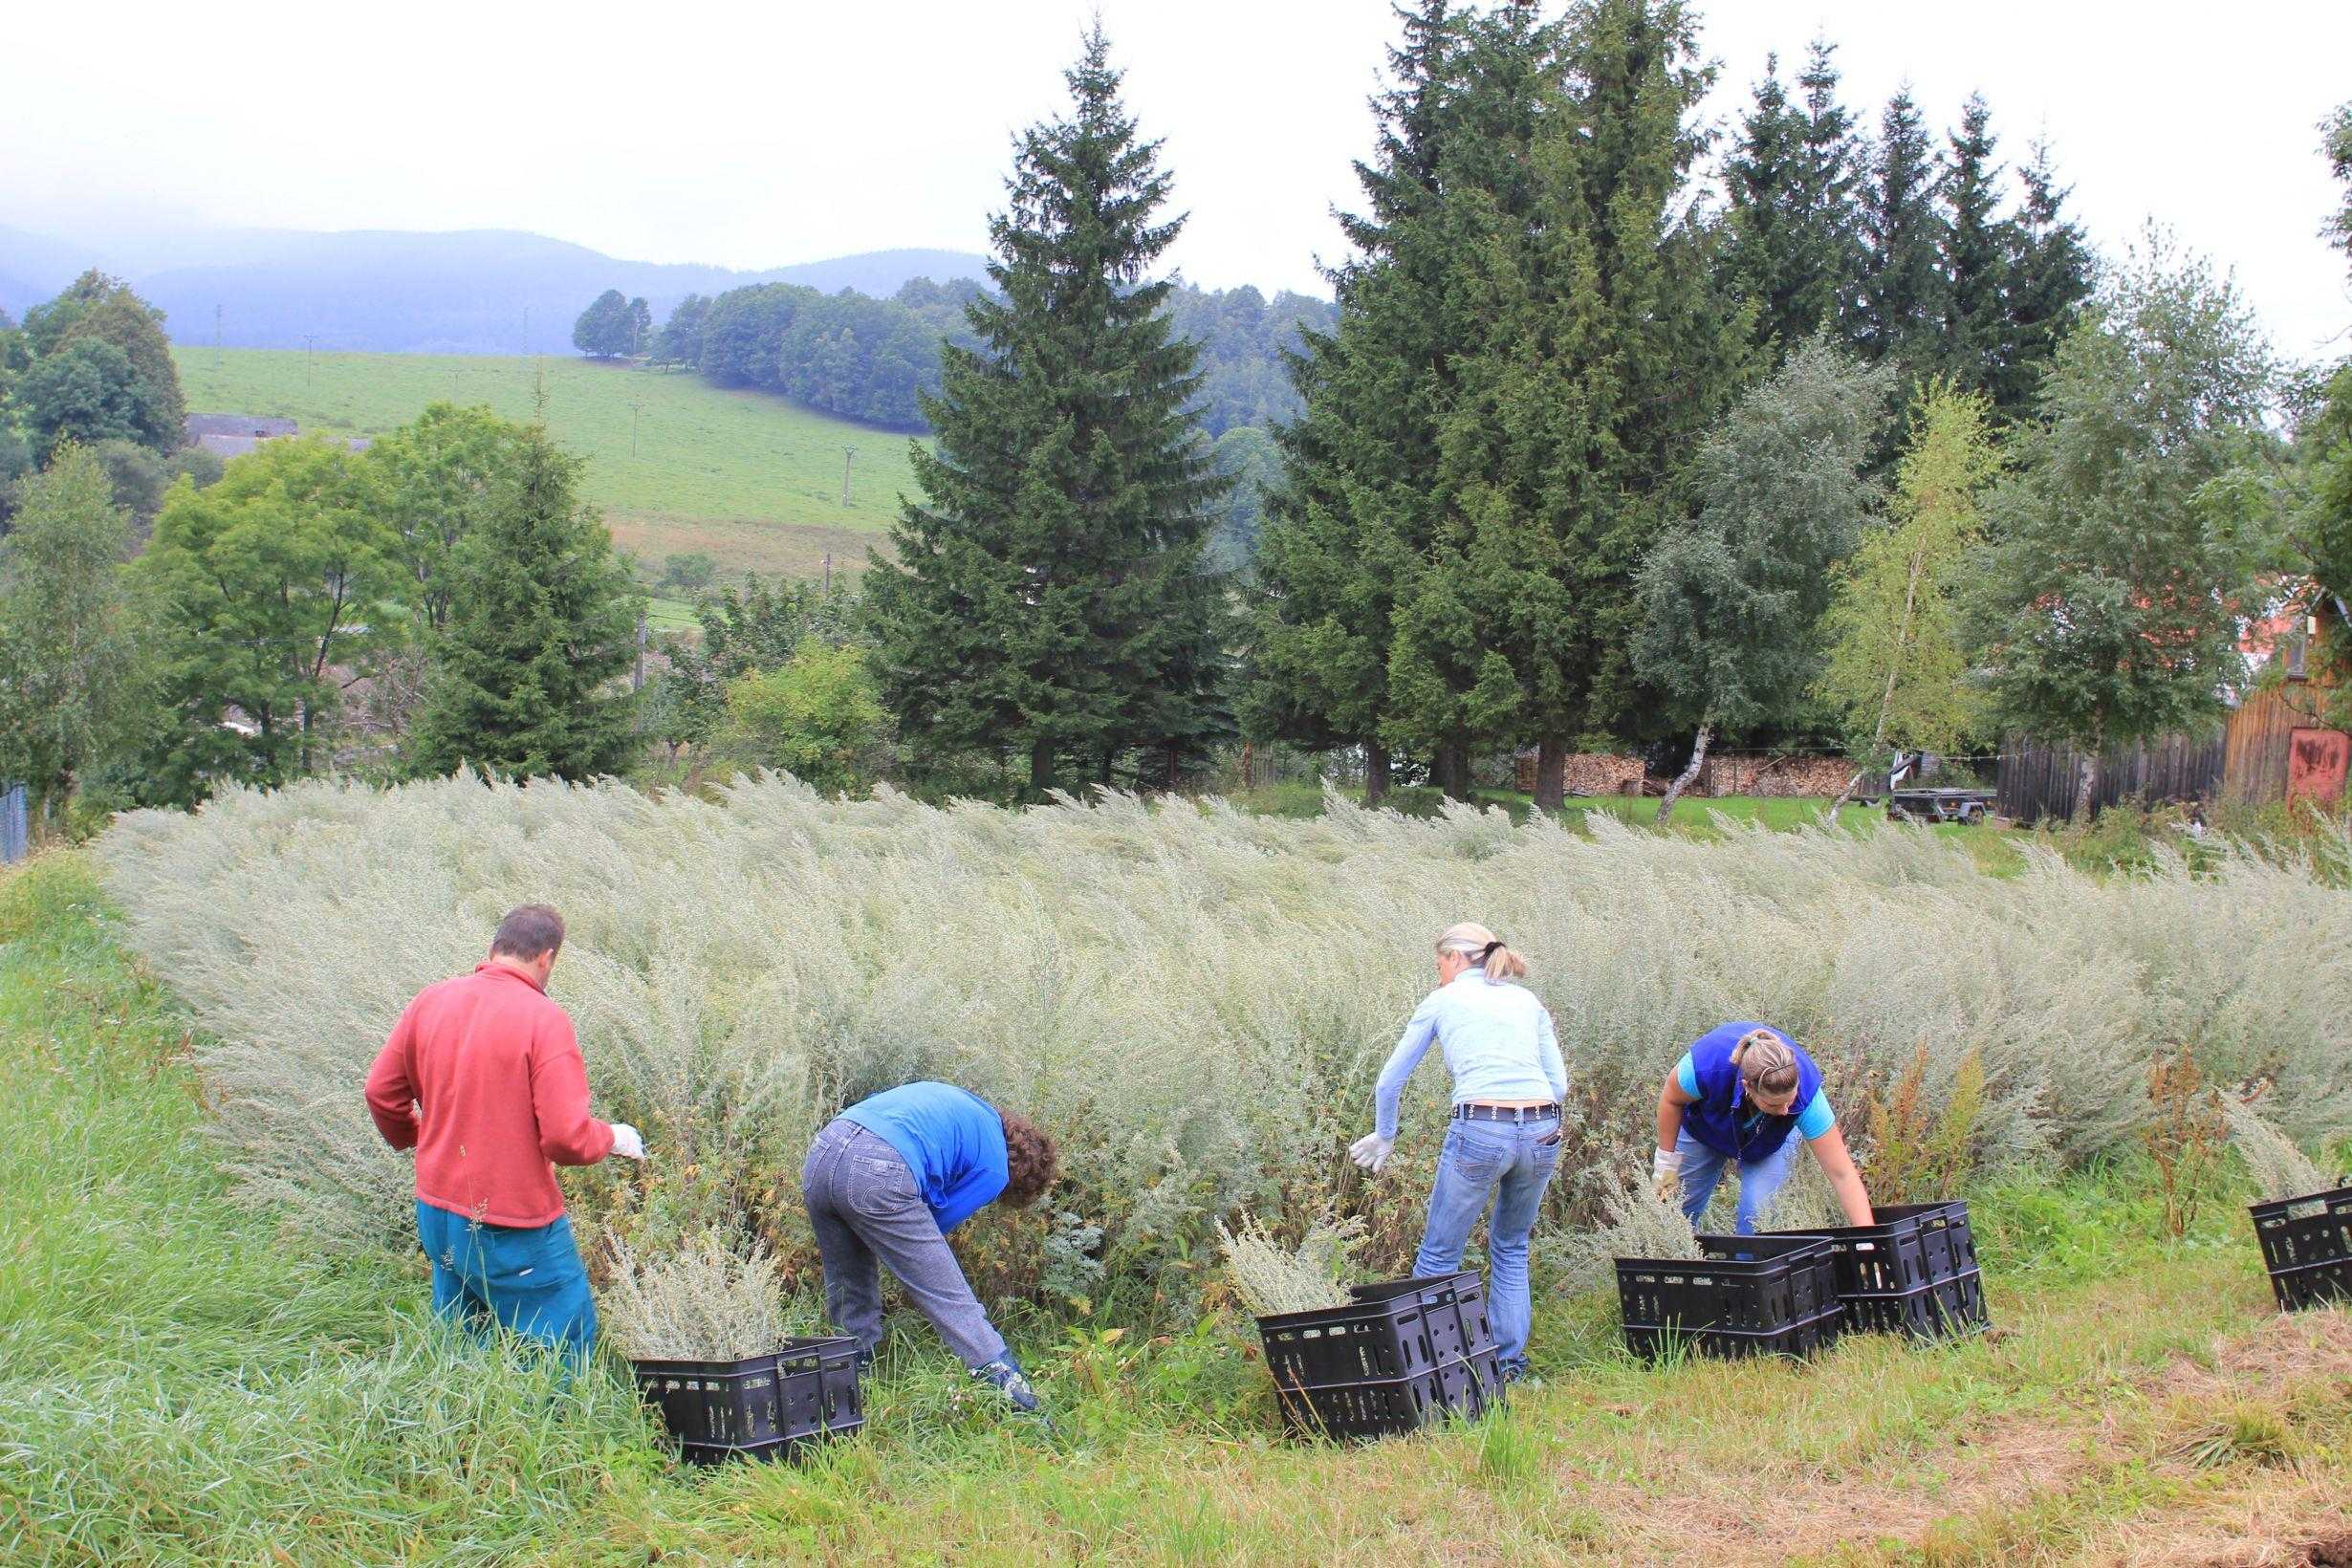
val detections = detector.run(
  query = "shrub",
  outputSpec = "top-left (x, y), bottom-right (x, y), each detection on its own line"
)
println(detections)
top-left (1216, 1213), bottom-right (1359, 1318)
top-left (599, 1230), bottom-right (812, 1361)
top-left (95, 775), bottom-right (2352, 1318)
top-left (2222, 1093), bottom-right (2335, 1201)
top-left (723, 641), bottom-right (891, 795)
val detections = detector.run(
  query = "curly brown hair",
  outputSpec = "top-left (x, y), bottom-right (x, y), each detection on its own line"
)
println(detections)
top-left (999, 1111), bottom-right (1059, 1209)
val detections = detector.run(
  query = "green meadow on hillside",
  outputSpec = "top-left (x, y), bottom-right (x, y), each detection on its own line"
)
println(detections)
top-left (172, 348), bottom-right (922, 579)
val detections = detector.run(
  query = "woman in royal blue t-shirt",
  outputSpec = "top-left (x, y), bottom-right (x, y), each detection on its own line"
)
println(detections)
top-left (1651, 1024), bottom-right (1875, 1234)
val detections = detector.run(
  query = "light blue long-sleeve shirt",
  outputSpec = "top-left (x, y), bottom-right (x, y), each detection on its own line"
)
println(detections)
top-left (1373, 969), bottom-right (1567, 1140)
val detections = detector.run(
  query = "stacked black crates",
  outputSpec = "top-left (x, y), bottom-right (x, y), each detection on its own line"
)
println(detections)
top-left (632, 1335), bottom-right (867, 1465)
top-left (2249, 1182), bottom-right (2352, 1312)
top-left (1770, 1199), bottom-right (1989, 1339)
top-left (1252, 1272), bottom-right (1504, 1440)
top-left (1615, 1233), bottom-right (1843, 1361)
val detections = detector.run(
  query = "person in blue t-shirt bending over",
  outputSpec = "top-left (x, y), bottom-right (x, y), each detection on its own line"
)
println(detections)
top-left (802, 1081), bottom-right (1058, 1417)
top-left (1652, 1024), bottom-right (1875, 1234)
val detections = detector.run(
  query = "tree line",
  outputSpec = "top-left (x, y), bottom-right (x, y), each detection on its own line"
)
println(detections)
top-left (575, 272), bottom-right (1336, 441)
top-left (9, 5), bottom-right (2352, 829)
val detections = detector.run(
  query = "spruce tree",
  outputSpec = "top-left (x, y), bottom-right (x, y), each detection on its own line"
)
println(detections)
top-left (403, 416), bottom-right (642, 781)
top-left (866, 25), bottom-right (1228, 797)
top-left (1991, 139), bottom-right (2094, 422)
top-left (1936, 94), bottom-right (2010, 393)
top-left (1793, 39), bottom-right (1867, 348)
top-left (1855, 88), bottom-right (1948, 373)
top-left (1723, 38), bottom-right (1861, 360)
top-left (1469, 0), bottom-right (1747, 805)
top-left (1721, 55), bottom-right (1806, 356)
top-left (1248, 1), bottom-right (1460, 802)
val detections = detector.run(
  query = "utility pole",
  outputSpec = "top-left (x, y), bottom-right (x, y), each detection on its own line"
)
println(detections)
top-left (633, 610), bottom-right (647, 693)
top-left (303, 335), bottom-right (317, 386)
top-left (630, 400), bottom-right (642, 458)
top-left (822, 552), bottom-right (833, 595)
top-left (841, 446), bottom-right (855, 508)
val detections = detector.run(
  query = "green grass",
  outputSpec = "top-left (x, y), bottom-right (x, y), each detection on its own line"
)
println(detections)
top-left (172, 348), bottom-right (922, 580)
top-left (4, 853), bottom-right (2345, 1566)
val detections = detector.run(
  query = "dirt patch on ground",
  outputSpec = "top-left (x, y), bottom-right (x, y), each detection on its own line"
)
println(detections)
top-left (1576, 1313), bottom-right (2352, 1566)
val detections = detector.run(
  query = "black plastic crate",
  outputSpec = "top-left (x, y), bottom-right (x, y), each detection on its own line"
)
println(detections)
top-left (1769, 1200), bottom-right (1989, 1339)
top-left (1268, 1344), bottom-right (1505, 1441)
top-left (1615, 1234), bottom-right (1842, 1361)
top-left (1346, 1272), bottom-right (1496, 1359)
top-left (2249, 1183), bottom-right (2352, 1313)
top-left (632, 1334), bottom-right (866, 1465)
top-left (1254, 1273), bottom-right (1501, 1441)
top-left (1257, 1273), bottom-right (1476, 1393)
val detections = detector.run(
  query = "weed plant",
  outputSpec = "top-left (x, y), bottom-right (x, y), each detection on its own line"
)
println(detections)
top-left (95, 773), bottom-right (2352, 1317)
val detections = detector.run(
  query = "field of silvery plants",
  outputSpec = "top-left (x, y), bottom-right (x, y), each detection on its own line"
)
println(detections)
top-left (97, 773), bottom-right (2352, 1315)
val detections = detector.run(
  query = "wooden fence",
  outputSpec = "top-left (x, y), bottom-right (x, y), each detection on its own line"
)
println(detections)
top-left (1997, 679), bottom-right (2348, 825)
top-left (1996, 733), bottom-right (2228, 825)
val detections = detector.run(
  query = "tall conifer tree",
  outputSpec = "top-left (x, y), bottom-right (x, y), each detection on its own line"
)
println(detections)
top-left (1723, 38), bottom-right (1861, 359)
top-left (403, 417), bottom-right (642, 781)
top-left (1249, 1), bottom-right (1462, 802)
top-left (1992, 139), bottom-right (2094, 422)
top-left (1855, 88), bottom-right (1948, 373)
top-left (1383, 0), bottom-right (1748, 806)
top-left (1936, 94), bottom-right (2010, 393)
top-left (868, 25), bottom-right (1228, 796)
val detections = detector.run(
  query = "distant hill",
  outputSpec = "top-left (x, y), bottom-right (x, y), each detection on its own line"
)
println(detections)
top-left (0, 220), bottom-right (989, 354)
top-left (174, 346), bottom-right (925, 583)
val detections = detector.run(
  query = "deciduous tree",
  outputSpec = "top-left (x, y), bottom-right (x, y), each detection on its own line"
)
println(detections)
top-left (1634, 339), bottom-right (1891, 821)
top-left (136, 437), bottom-right (405, 798)
top-left (1818, 381), bottom-right (2001, 810)
top-left (0, 443), bottom-right (160, 822)
top-left (1971, 235), bottom-right (2276, 817)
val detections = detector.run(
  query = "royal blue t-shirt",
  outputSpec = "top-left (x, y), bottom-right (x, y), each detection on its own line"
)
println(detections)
top-left (840, 1081), bottom-right (1010, 1232)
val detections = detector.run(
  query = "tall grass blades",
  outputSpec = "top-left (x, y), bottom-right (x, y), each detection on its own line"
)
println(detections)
top-left (96, 774), bottom-right (2352, 1307)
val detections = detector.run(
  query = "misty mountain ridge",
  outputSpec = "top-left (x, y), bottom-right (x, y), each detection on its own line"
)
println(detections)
top-left (0, 219), bottom-right (993, 353)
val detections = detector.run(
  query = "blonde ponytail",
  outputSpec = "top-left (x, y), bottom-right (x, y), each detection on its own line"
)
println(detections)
top-left (1731, 1028), bottom-right (1799, 1095)
top-left (1436, 921), bottom-right (1527, 982)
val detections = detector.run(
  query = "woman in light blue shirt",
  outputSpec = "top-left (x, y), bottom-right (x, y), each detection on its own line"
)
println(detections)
top-left (1351, 922), bottom-right (1566, 1383)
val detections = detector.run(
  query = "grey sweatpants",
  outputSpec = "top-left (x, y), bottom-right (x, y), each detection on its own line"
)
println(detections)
top-left (800, 1118), bottom-right (1008, 1369)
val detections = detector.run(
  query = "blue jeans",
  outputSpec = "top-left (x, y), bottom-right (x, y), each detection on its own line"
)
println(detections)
top-left (1675, 1129), bottom-right (1801, 1236)
top-left (415, 1201), bottom-right (597, 1362)
top-left (1413, 1112), bottom-right (1560, 1373)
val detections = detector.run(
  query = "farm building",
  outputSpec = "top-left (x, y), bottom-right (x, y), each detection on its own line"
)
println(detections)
top-left (184, 413), bottom-right (370, 459)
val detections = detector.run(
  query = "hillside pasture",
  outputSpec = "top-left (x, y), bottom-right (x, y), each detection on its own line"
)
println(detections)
top-left (171, 348), bottom-right (920, 579)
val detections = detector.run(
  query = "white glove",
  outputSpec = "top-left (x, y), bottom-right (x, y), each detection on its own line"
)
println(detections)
top-left (607, 1122), bottom-right (646, 1161)
top-left (1349, 1132), bottom-right (1395, 1174)
top-left (1651, 1144), bottom-right (1682, 1202)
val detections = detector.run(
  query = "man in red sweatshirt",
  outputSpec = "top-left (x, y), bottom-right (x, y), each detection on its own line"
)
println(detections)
top-left (363, 904), bottom-right (643, 1359)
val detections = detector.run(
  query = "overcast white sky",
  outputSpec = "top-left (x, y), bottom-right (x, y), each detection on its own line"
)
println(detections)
top-left (7, 1), bottom-right (2349, 356)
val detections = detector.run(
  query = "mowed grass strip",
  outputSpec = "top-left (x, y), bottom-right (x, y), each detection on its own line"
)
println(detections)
top-left (171, 348), bottom-right (923, 578)
top-left (2, 853), bottom-right (2344, 1566)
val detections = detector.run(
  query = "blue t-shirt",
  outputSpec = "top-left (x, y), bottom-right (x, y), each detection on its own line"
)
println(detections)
top-left (840, 1082), bottom-right (1009, 1232)
top-left (1677, 1050), bottom-right (1836, 1140)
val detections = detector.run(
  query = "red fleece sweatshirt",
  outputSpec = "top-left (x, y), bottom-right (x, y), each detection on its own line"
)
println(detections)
top-left (363, 963), bottom-right (615, 1228)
